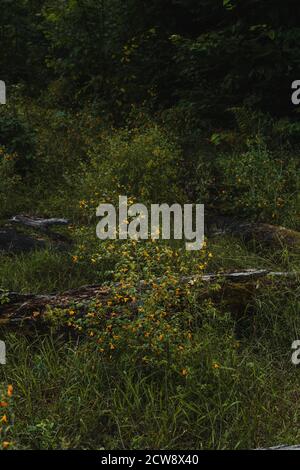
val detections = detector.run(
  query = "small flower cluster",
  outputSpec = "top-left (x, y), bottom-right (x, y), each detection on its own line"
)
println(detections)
top-left (0, 384), bottom-right (13, 450)
top-left (47, 235), bottom-right (215, 375)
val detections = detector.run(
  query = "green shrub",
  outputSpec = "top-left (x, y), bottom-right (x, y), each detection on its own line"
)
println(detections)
top-left (214, 144), bottom-right (299, 227)
top-left (74, 124), bottom-right (186, 221)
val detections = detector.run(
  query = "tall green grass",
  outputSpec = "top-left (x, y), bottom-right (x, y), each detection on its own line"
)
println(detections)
top-left (1, 318), bottom-right (300, 450)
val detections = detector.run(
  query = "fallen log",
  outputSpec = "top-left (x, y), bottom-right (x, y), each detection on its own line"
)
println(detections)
top-left (258, 444), bottom-right (300, 450)
top-left (0, 269), bottom-right (298, 326)
top-left (206, 216), bottom-right (300, 250)
top-left (0, 284), bottom-right (111, 324)
top-left (0, 215), bottom-right (72, 253)
top-left (10, 215), bottom-right (69, 230)
top-left (187, 269), bottom-right (298, 283)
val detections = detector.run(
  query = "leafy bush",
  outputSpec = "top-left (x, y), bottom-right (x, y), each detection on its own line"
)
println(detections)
top-left (74, 124), bottom-right (186, 222)
top-left (0, 384), bottom-right (14, 450)
top-left (46, 236), bottom-right (214, 371)
top-left (214, 144), bottom-right (300, 227)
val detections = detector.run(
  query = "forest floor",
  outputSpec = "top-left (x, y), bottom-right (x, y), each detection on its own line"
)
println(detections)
top-left (0, 219), bottom-right (299, 450)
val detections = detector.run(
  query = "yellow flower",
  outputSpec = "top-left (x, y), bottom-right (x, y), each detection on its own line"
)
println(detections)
top-left (7, 385), bottom-right (13, 398)
top-left (2, 441), bottom-right (10, 449)
top-left (212, 362), bottom-right (220, 369)
top-left (72, 255), bottom-right (78, 263)
top-left (1, 415), bottom-right (8, 424)
top-left (79, 199), bottom-right (87, 208)
top-left (181, 368), bottom-right (188, 377)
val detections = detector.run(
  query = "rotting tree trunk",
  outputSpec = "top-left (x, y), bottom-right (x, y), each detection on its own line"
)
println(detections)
top-left (206, 216), bottom-right (300, 250)
top-left (0, 270), bottom-right (298, 326)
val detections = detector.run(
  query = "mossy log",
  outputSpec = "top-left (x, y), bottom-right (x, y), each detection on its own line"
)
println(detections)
top-left (206, 216), bottom-right (300, 250)
top-left (0, 270), bottom-right (298, 326)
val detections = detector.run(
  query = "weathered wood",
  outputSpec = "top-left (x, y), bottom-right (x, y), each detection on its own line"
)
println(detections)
top-left (0, 269), bottom-right (298, 325)
top-left (10, 215), bottom-right (69, 230)
top-left (186, 269), bottom-right (298, 283)
top-left (258, 444), bottom-right (300, 450)
top-left (0, 284), bottom-right (110, 324)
